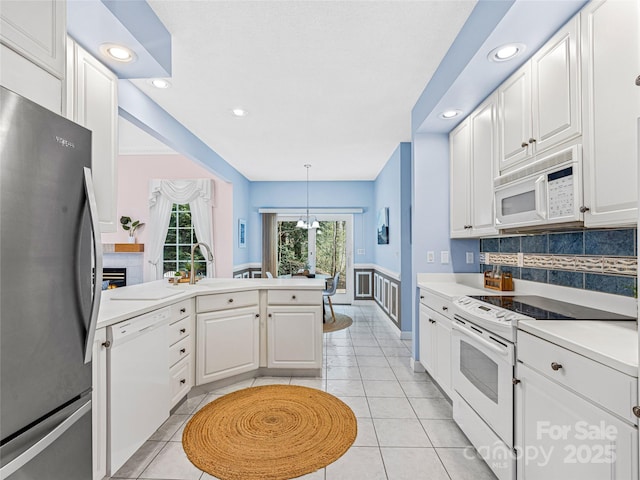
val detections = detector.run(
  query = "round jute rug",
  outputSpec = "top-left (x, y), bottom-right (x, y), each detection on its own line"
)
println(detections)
top-left (323, 313), bottom-right (353, 333)
top-left (182, 385), bottom-right (357, 480)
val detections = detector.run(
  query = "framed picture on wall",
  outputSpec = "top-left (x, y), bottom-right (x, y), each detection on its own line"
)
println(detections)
top-left (238, 219), bottom-right (247, 248)
top-left (377, 207), bottom-right (389, 245)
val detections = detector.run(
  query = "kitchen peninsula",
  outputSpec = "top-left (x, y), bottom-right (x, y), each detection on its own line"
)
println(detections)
top-left (93, 277), bottom-right (325, 478)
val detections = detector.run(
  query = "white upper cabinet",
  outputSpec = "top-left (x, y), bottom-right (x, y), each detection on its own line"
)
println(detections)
top-left (498, 16), bottom-right (581, 173)
top-left (450, 118), bottom-right (471, 237)
top-left (0, 0), bottom-right (65, 113)
top-left (499, 65), bottom-right (532, 169)
top-left (66, 38), bottom-right (119, 233)
top-left (450, 94), bottom-right (498, 238)
top-left (0, 0), bottom-right (66, 78)
top-left (469, 96), bottom-right (499, 236)
top-left (580, 0), bottom-right (639, 227)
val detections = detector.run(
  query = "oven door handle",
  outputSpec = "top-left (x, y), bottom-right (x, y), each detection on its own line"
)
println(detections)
top-left (452, 324), bottom-right (509, 357)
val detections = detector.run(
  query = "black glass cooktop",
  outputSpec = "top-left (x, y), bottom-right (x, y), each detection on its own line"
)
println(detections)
top-left (469, 295), bottom-right (636, 321)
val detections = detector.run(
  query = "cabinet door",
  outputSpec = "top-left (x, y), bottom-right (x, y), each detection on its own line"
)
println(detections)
top-left (418, 304), bottom-right (435, 375)
top-left (92, 329), bottom-right (107, 480)
top-left (499, 64), bottom-right (532, 171)
top-left (68, 40), bottom-right (119, 233)
top-left (531, 16), bottom-right (581, 154)
top-left (470, 96), bottom-right (499, 237)
top-left (516, 363), bottom-right (638, 480)
top-left (196, 307), bottom-right (259, 384)
top-left (450, 118), bottom-right (471, 237)
top-left (0, 0), bottom-right (65, 78)
top-left (267, 306), bottom-right (322, 369)
top-left (434, 315), bottom-right (453, 398)
top-left (581, 0), bottom-right (639, 227)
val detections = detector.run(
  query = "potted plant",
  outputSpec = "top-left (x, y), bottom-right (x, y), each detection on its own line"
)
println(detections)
top-left (120, 216), bottom-right (145, 243)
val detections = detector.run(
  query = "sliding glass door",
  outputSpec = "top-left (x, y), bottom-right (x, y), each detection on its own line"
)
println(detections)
top-left (276, 214), bottom-right (353, 304)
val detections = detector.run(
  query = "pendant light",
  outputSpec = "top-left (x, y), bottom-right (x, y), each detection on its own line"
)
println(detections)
top-left (296, 164), bottom-right (319, 229)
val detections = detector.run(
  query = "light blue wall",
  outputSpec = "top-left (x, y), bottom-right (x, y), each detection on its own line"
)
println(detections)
top-left (248, 181), bottom-right (375, 265)
top-left (374, 143), bottom-right (413, 332)
top-left (374, 145), bottom-right (402, 273)
top-left (411, 134), bottom-right (479, 356)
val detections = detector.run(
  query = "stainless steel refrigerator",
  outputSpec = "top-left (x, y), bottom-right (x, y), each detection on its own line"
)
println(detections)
top-left (0, 86), bottom-right (102, 479)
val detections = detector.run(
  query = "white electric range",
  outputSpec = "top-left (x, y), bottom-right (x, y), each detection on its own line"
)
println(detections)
top-left (450, 294), bottom-right (634, 480)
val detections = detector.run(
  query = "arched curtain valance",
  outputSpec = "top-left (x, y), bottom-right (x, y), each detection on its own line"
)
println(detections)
top-left (147, 179), bottom-right (215, 281)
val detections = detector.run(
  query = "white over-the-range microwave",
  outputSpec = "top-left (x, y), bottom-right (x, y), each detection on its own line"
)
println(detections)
top-left (494, 144), bottom-right (583, 231)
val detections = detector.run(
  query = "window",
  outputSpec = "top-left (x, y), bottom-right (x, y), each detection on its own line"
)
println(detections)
top-left (163, 203), bottom-right (205, 275)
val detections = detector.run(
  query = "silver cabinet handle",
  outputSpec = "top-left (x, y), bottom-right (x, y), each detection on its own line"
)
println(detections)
top-left (528, 137), bottom-right (536, 143)
top-left (180, 348), bottom-right (186, 354)
top-left (442, 306), bottom-right (448, 311)
top-left (228, 298), bottom-right (234, 303)
top-left (83, 167), bottom-right (102, 365)
top-left (180, 379), bottom-right (186, 385)
top-left (180, 328), bottom-right (186, 334)
top-left (521, 141), bottom-right (529, 148)
top-left (102, 340), bottom-right (111, 348)
top-left (633, 406), bottom-right (640, 418)
top-left (579, 206), bottom-right (590, 213)
top-left (292, 295), bottom-right (296, 300)
top-left (551, 362), bottom-right (563, 371)
top-left (180, 307), bottom-right (186, 313)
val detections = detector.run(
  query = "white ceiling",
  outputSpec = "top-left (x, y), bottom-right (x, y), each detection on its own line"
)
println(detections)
top-left (124, 0), bottom-right (477, 181)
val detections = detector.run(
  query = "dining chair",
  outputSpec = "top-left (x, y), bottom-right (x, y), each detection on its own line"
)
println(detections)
top-left (322, 273), bottom-right (340, 323)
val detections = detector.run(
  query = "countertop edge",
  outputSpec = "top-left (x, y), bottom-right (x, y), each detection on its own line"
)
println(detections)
top-left (97, 279), bottom-right (325, 329)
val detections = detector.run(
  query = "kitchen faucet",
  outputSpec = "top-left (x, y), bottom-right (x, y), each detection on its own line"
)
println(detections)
top-left (190, 242), bottom-right (214, 284)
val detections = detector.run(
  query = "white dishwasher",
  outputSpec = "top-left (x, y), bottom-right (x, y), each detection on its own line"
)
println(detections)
top-left (107, 307), bottom-right (171, 474)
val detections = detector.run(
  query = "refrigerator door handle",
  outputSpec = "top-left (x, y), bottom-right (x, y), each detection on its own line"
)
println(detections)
top-left (0, 400), bottom-right (92, 479)
top-left (83, 167), bottom-right (103, 364)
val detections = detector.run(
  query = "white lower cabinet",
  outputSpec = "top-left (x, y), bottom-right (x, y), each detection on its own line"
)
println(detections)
top-left (516, 331), bottom-right (638, 479)
top-left (266, 305), bottom-right (322, 369)
top-left (418, 291), bottom-right (453, 398)
top-left (92, 328), bottom-right (108, 480)
top-left (168, 299), bottom-right (194, 409)
top-left (196, 306), bottom-right (260, 384)
top-left (516, 363), bottom-right (638, 479)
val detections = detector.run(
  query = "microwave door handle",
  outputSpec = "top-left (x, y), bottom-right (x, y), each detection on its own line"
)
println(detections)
top-left (534, 175), bottom-right (547, 219)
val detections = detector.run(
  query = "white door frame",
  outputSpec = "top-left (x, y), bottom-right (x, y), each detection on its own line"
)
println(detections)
top-left (276, 213), bottom-right (353, 304)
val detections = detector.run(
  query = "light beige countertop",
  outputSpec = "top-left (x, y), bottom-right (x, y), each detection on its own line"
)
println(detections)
top-left (97, 278), bottom-right (325, 329)
top-left (416, 273), bottom-right (638, 377)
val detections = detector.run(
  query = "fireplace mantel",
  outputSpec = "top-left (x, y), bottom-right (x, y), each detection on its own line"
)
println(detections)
top-left (103, 243), bottom-right (144, 253)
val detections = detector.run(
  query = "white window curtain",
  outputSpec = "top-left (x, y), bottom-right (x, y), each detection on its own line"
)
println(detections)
top-left (147, 179), bottom-right (215, 280)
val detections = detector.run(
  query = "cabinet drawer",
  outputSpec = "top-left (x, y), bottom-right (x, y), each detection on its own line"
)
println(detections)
top-left (169, 356), bottom-right (192, 408)
top-left (419, 290), bottom-right (453, 319)
top-left (268, 290), bottom-right (321, 305)
top-left (171, 299), bottom-right (192, 320)
top-left (169, 336), bottom-right (191, 368)
top-left (197, 290), bottom-right (259, 313)
top-left (168, 317), bottom-right (190, 346)
top-left (518, 331), bottom-right (637, 423)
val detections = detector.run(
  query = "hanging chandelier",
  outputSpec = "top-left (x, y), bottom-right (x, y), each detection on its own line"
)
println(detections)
top-left (296, 164), bottom-right (320, 229)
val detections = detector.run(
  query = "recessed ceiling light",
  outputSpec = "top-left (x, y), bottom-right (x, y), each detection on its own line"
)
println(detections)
top-left (100, 43), bottom-right (137, 63)
top-left (440, 110), bottom-right (462, 119)
top-left (232, 108), bottom-right (248, 117)
top-left (151, 79), bottom-right (171, 89)
top-left (488, 43), bottom-right (525, 63)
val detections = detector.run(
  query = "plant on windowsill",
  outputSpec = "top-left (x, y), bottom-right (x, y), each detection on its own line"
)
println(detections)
top-left (120, 216), bottom-right (145, 243)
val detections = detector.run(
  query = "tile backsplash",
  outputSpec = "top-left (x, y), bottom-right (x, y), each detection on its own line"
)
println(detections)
top-left (480, 229), bottom-right (637, 297)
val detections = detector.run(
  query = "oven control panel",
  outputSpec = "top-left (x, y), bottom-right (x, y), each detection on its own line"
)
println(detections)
top-left (453, 296), bottom-right (530, 342)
